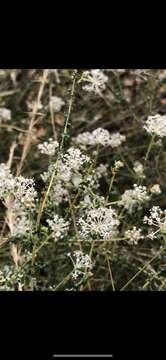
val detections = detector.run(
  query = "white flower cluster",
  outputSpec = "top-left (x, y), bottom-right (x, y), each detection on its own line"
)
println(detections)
top-left (78, 206), bottom-right (119, 240)
top-left (79, 194), bottom-right (106, 210)
top-left (27, 100), bottom-right (43, 111)
top-left (0, 164), bottom-right (37, 207)
top-left (0, 163), bottom-right (37, 238)
top-left (5, 198), bottom-right (32, 238)
top-left (56, 161), bottom-right (72, 183)
top-left (74, 128), bottom-right (126, 148)
top-left (14, 176), bottom-right (37, 208)
top-left (125, 226), bottom-right (144, 245)
top-left (0, 107), bottom-right (11, 121)
top-left (38, 138), bottom-right (59, 156)
top-left (71, 174), bottom-right (82, 188)
top-left (0, 264), bottom-right (24, 291)
top-left (86, 163), bottom-right (108, 189)
top-left (42, 147), bottom-right (89, 185)
top-left (119, 184), bottom-right (149, 213)
top-left (41, 163), bottom-right (55, 182)
top-left (114, 160), bottom-right (124, 170)
top-left (42, 161), bottom-right (71, 184)
top-left (133, 161), bottom-right (145, 178)
top-left (82, 69), bottom-right (108, 94)
top-left (62, 147), bottom-right (90, 171)
top-left (91, 128), bottom-right (111, 146)
top-left (53, 147), bottom-right (90, 184)
top-left (51, 182), bottom-right (68, 206)
top-left (96, 163), bottom-right (109, 176)
top-left (144, 114), bottom-right (166, 138)
top-left (0, 164), bottom-right (15, 198)
top-left (108, 132), bottom-right (126, 148)
top-left (49, 96), bottom-right (65, 112)
top-left (11, 211), bottom-right (31, 237)
top-left (150, 184), bottom-right (161, 195)
top-left (144, 206), bottom-right (162, 226)
top-left (144, 206), bottom-right (166, 239)
top-left (47, 214), bottom-right (69, 241)
top-left (68, 250), bottom-right (92, 280)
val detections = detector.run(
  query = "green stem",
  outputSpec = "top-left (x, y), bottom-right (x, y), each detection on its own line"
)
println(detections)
top-left (144, 135), bottom-right (155, 166)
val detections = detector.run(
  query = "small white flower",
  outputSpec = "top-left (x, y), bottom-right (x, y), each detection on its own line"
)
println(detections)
top-left (92, 128), bottom-right (110, 146)
top-left (86, 164), bottom-right (108, 190)
top-left (38, 138), bottom-right (59, 156)
top-left (133, 161), bottom-right (145, 178)
top-left (144, 114), bottom-right (166, 138)
top-left (62, 147), bottom-right (90, 171)
top-left (108, 132), bottom-right (126, 148)
top-left (71, 174), bottom-right (82, 187)
top-left (74, 128), bottom-right (126, 148)
top-left (68, 251), bottom-right (92, 280)
top-left (82, 69), bottom-right (108, 94)
top-left (120, 184), bottom-right (149, 213)
top-left (41, 163), bottom-right (56, 183)
top-left (51, 181), bottom-right (68, 206)
top-left (144, 206), bottom-right (162, 225)
top-left (143, 206), bottom-right (166, 239)
top-left (74, 131), bottom-right (93, 147)
top-left (125, 226), bottom-right (144, 245)
top-left (96, 163), bottom-right (108, 176)
top-left (0, 164), bottom-right (15, 198)
top-left (74, 128), bottom-right (110, 147)
top-left (27, 100), bottom-right (43, 111)
top-left (15, 177), bottom-right (37, 208)
top-left (73, 250), bottom-right (92, 270)
top-left (0, 108), bottom-right (11, 121)
top-left (150, 184), bottom-right (161, 195)
top-left (57, 161), bottom-right (72, 182)
top-left (78, 206), bottom-right (119, 240)
top-left (49, 96), bottom-right (65, 112)
top-left (47, 214), bottom-right (69, 241)
top-left (12, 214), bottom-right (31, 237)
top-left (114, 160), bottom-right (124, 170)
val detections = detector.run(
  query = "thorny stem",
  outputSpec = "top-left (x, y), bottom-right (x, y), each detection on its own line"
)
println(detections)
top-left (36, 70), bottom-right (78, 230)
top-left (59, 70), bottom-right (78, 152)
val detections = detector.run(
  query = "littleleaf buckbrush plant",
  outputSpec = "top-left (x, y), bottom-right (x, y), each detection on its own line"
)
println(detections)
top-left (0, 69), bottom-right (165, 290)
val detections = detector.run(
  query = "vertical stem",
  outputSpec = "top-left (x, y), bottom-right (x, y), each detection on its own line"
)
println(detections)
top-left (106, 255), bottom-right (116, 291)
top-left (17, 69), bottom-right (49, 176)
top-left (36, 70), bottom-right (78, 229)
top-left (144, 135), bottom-right (155, 166)
top-left (106, 170), bottom-right (116, 203)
